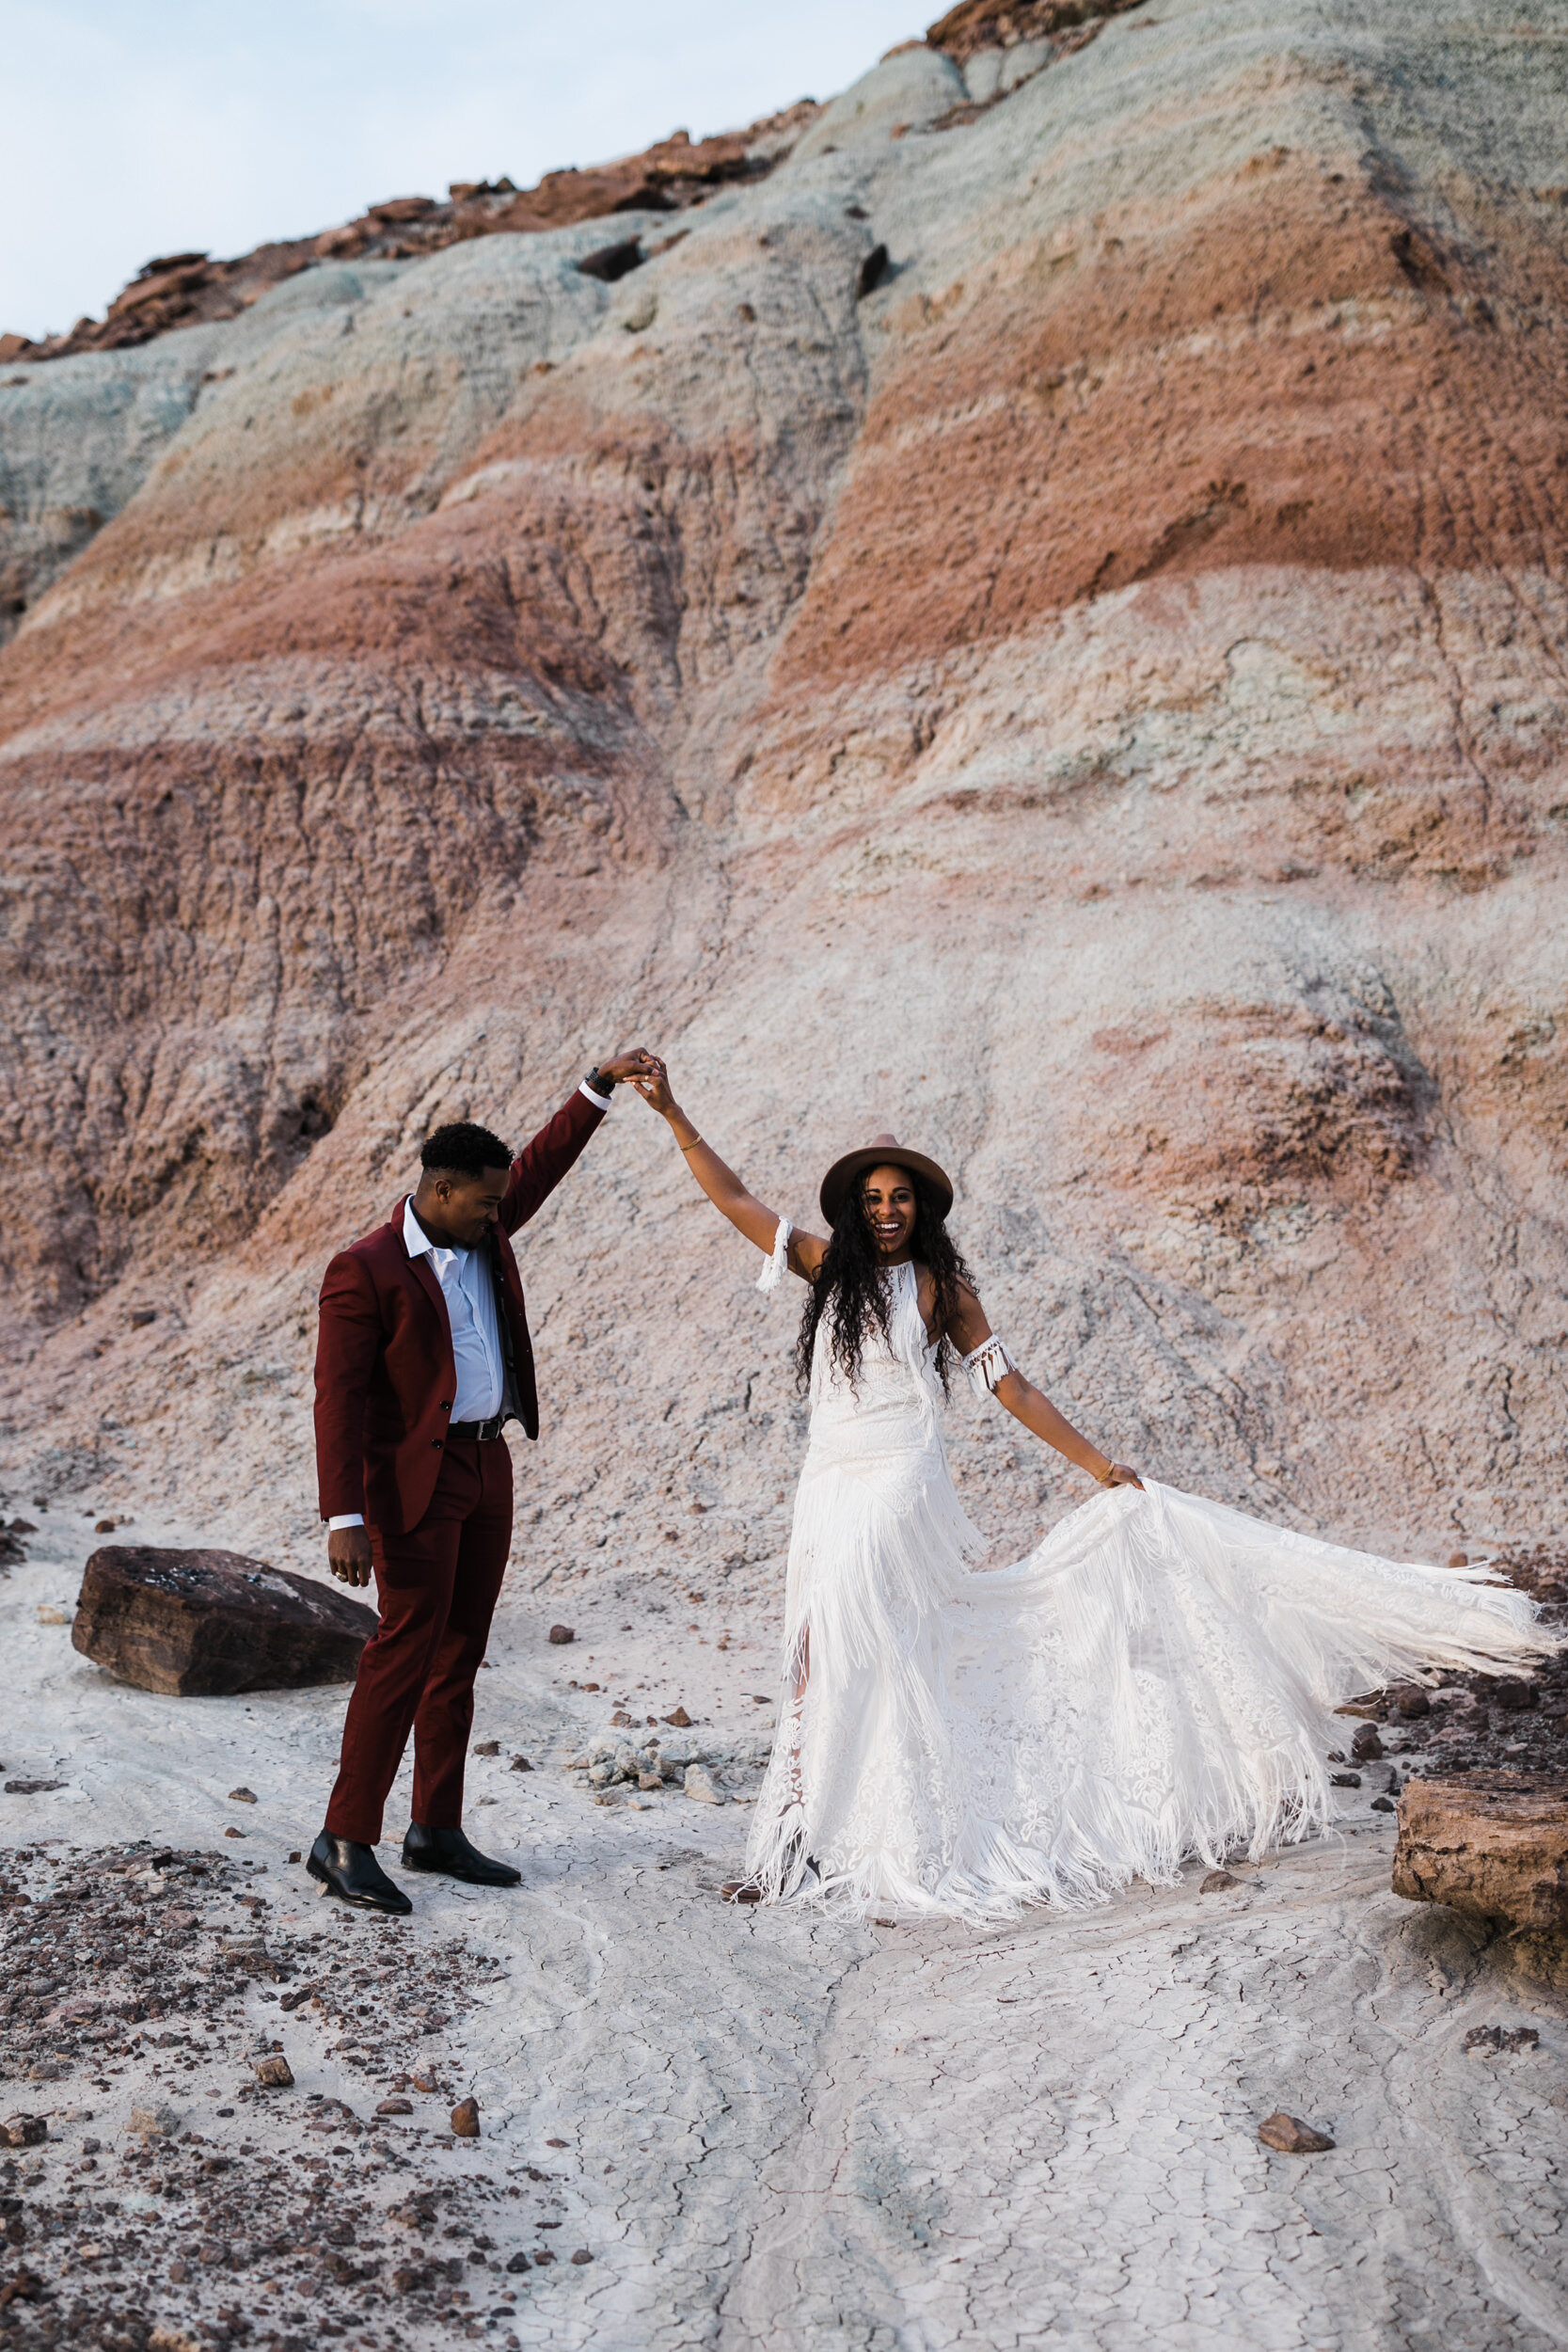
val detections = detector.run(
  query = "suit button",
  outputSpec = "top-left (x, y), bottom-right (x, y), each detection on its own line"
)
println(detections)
top-left (439, 1401), bottom-right (451, 1412)
top-left (431, 1438), bottom-right (443, 1449)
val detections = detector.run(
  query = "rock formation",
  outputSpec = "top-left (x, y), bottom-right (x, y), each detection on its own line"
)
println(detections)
top-left (1393, 1771), bottom-right (1568, 1937)
top-left (71, 1546), bottom-right (375, 1693)
top-left (0, 106), bottom-right (819, 366)
top-left (1, 0), bottom-right (1565, 1579)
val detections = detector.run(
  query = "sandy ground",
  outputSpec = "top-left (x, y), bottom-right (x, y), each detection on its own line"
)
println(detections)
top-left (4, 1503), bottom-right (1568, 2352)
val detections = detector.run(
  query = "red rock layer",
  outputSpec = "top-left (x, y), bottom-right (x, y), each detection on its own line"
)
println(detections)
top-left (769, 157), bottom-right (1568, 696)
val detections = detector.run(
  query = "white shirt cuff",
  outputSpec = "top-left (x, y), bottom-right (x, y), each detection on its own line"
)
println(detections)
top-left (327, 1513), bottom-right (365, 1531)
top-left (579, 1078), bottom-right (613, 1111)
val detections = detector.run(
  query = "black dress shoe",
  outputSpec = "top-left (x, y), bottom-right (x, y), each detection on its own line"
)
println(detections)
top-left (306, 1832), bottom-right (412, 1915)
top-left (402, 1821), bottom-right (521, 1886)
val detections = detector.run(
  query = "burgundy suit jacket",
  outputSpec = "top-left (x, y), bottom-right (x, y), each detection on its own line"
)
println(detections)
top-left (313, 1085), bottom-right (606, 1534)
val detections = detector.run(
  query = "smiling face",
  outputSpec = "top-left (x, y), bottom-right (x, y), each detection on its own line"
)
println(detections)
top-left (861, 1165), bottom-right (918, 1260)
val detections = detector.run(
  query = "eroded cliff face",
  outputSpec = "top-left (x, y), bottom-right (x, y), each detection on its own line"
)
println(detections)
top-left (1, 0), bottom-right (1564, 1568)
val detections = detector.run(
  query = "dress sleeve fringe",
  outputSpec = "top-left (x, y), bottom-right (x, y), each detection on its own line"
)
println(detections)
top-left (962, 1333), bottom-right (1017, 1401)
top-left (756, 1218), bottom-right (794, 1295)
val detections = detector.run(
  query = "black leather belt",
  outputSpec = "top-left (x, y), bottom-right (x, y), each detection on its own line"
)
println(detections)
top-left (447, 1414), bottom-right (507, 1442)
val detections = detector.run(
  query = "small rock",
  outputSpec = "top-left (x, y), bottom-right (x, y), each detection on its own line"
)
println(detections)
top-left (546, 2137), bottom-right (569, 2148)
top-left (1464, 2024), bottom-right (1540, 2055)
top-left (510, 1755), bottom-right (533, 1772)
top-left (228, 1787), bottom-right (258, 1804)
top-left (0, 2116), bottom-right (46, 2148)
top-left (548, 1625), bottom-right (575, 1645)
top-left (473, 1740), bottom-right (499, 1756)
top-left (1370, 1796), bottom-right (1396, 1813)
top-left (5, 1779), bottom-right (66, 1795)
top-left (94, 1518), bottom-right (118, 1534)
top-left (1258, 2111), bottom-right (1335, 2153)
top-left (1448, 1550), bottom-right (1469, 1568)
top-left (412, 2072), bottom-right (438, 2092)
top-left (451, 2098), bottom-right (480, 2138)
top-left (35, 1606), bottom-right (71, 1627)
top-left (1331, 1772), bottom-right (1361, 1788)
top-left (506, 2250), bottom-right (531, 2272)
top-left (0, 2271), bottom-right (44, 2308)
top-left (533, 2247), bottom-right (556, 2265)
top-left (1351, 1725), bottom-right (1385, 1762)
top-left (685, 1763), bottom-right (724, 1805)
top-left (1326, 1750), bottom-right (1345, 1764)
top-left (571, 2248), bottom-right (594, 2264)
top-left (1391, 1684), bottom-right (1431, 1720)
top-left (252, 2055), bottom-right (294, 2089)
top-left (1199, 1869), bottom-right (1241, 1893)
top-left (638, 1772), bottom-right (663, 1792)
top-left (129, 2103), bottom-right (180, 2138)
top-left (376, 2097), bottom-right (413, 2115)
top-left (610, 1710), bottom-right (633, 1728)
top-left (1492, 1680), bottom-right (1538, 1712)
top-left (663, 1706), bottom-right (692, 1728)
top-left (224, 1825), bottom-right (246, 1838)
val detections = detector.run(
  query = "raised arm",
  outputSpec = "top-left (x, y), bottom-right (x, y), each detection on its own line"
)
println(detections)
top-left (944, 1281), bottom-right (1143, 1490)
top-left (630, 1061), bottom-right (828, 1279)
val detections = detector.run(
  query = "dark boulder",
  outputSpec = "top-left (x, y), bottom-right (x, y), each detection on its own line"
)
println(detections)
top-left (71, 1546), bottom-right (375, 1696)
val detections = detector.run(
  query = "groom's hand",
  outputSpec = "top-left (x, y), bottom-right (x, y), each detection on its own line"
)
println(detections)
top-left (327, 1526), bottom-right (374, 1587)
top-left (597, 1046), bottom-right (661, 1085)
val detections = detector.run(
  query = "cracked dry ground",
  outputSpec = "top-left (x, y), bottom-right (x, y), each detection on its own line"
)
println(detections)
top-left (0, 1564), bottom-right (1564, 2349)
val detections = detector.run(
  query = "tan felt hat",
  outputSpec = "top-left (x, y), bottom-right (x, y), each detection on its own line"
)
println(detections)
top-left (818, 1132), bottom-right (955, 1225)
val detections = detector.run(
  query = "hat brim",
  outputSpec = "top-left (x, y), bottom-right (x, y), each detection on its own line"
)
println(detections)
top-left (819, 1145), bottom-right (955, 1226)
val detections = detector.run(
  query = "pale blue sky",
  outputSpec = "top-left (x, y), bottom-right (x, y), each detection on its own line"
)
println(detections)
top-left (2, 0), bottom-right (924, 341)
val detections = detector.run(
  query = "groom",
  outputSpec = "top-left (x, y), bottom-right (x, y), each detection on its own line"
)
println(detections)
top-left (309, 1050), bottom-right (657, 1914)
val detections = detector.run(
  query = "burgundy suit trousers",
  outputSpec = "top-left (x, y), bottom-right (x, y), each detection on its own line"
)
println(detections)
top-left (325, 1438), bottom-right (512, 1845)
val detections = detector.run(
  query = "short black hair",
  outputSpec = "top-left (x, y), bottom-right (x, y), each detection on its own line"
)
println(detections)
top-left (420, 1121), bottom-right (513, 1180)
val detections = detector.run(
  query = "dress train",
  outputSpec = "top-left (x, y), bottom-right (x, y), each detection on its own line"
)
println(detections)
top-left (744, 1259), bottom-right (1551, 1923)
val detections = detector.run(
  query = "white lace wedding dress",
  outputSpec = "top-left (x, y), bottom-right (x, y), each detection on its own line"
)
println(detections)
top-left (745, 1247), bottom-right (1550, 1922)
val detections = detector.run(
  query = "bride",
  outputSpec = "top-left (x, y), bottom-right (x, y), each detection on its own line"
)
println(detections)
top-left (632, 1064), bottom-right (1551, 1922)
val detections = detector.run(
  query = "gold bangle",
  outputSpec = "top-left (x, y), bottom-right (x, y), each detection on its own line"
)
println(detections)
top-left (679, 1136), bottom-right (705, 1153)
top-left (1096, 1460), bottom-right (1117, 1486)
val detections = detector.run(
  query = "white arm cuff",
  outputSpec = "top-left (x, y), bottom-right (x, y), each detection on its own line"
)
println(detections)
top-left (962, 1335), bottom-right (1017, 1402)
top-left (579, 1079), bottom-right (613, 1111)
top-left (756, 1218), bottom-right (794, 1295)
top-left (327, 1513), bottom-right (366, 1531)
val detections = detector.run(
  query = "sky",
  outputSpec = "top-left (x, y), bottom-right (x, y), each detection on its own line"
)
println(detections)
top-left (1, 0), bottom-right (925, 342)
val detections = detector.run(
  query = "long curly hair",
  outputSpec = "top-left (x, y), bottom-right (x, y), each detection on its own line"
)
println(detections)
top-left (795, 1168), bottom-right (974, 1396)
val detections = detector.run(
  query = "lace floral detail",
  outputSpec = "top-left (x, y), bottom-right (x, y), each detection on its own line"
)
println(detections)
top-left (744, 1264), bottom-right (1557, 1923)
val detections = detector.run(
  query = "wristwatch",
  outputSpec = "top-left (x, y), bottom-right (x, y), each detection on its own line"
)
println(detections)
top-left (586, 1064), bottom-right (616, 1095)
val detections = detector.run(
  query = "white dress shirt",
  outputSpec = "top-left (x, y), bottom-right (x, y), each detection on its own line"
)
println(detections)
top-left (328, 1200), bottom-right (507, 1531)
top-left (327, 1077), bottom-right (611, 1531)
